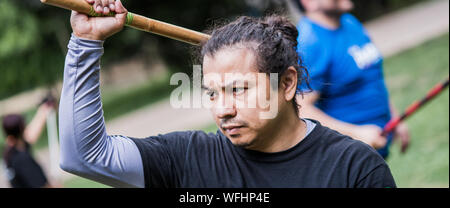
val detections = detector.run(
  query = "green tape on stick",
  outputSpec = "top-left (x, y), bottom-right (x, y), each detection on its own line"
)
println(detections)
top-left (126, 12), bottom-right (134, 25)
top-left (88, 6), bottom-right (100, 16)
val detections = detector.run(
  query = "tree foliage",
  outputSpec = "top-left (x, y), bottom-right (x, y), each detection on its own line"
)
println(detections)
top-left (0, 0), bottom-right (426, 99)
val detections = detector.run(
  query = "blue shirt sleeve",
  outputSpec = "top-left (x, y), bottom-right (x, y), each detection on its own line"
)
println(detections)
top-left (58, 34), bottom-right (145, 188)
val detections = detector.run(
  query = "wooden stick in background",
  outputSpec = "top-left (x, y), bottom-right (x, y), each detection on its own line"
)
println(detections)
top-left (40, 0), bottom-right (211, 45)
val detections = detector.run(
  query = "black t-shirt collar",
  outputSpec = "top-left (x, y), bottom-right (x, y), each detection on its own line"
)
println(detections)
top-left (220, 119), bottom-right (325, 163)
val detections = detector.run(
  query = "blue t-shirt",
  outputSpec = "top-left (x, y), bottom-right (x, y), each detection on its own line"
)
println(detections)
top-left (297, 14), bottom-right (392, 157)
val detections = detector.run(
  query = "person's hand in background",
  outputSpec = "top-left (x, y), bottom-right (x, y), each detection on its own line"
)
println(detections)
top-left (352, 124), bottom-right (387, 149)
top-left (394, 121), bottom-right (410, 153)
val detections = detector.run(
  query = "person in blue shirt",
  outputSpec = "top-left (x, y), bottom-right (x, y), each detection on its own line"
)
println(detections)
top-left (293, 0), bottom-right (410, 158)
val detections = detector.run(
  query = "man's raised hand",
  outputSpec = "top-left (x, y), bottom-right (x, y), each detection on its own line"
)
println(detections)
top-left (71, 0), bottom-right (127, 40)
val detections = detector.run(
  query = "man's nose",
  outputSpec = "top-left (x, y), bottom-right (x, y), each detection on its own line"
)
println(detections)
top-left (214, 94), bottom-right (236, 119)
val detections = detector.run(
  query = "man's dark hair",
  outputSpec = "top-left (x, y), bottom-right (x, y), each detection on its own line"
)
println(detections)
top-left (2, 114), bottom-right (25, 138)
top-left (200, 15), bottom-right (310, 114)
top-left (292, 0), bottom-right (305, 12)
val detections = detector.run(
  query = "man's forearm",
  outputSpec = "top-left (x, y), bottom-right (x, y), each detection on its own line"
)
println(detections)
top-left (389, 102), bottom-right (400, 118)
top-left (299, 102), bottom-right (357, 136)
top-left (297, 93), bottom-right (387, 149)
top-left (58, 34), bottom-right (144, 187)
top-left (296, 93), bottom-right (357, 136)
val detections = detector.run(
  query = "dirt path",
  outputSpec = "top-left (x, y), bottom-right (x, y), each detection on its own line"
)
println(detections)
top-left (0, 0), bottom-right (448, 188)
top-left (365, 0), bottom-right (449, 57)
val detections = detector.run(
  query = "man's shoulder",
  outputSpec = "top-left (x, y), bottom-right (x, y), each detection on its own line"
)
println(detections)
top-left (341, 13), bottom-right (363, 27)
top-left (297, 18), bottom-right (323, 46)
top-left (340, 13), bottom-right (367, 34)
top-left (312, 121), bottom-right (357, 147)
top-left (145, 130), bottom-right (220, 140)
top-left (296, 18), bottom-right (332, 58)
top-left (309, 121), bottom-right (394, 188)
top-left (312, 121), bottom-right (383, 161)
top-left (130, 130), bottom-right (223, 147)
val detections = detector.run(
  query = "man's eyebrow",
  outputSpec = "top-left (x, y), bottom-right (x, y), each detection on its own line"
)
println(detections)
top-left (201, 85), bottom-right (212, 91)
top-left (224, 80), bottom-right (247, 89)
top-left (202, 80), bottom-right (248, 91)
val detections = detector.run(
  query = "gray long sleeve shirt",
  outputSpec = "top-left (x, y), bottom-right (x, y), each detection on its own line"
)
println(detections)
top-left (58, 34), bottom-right (316, 188)
top-left (59, 34), bottom-right (144, 188)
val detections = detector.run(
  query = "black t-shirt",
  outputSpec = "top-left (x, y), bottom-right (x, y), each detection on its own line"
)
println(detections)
top-left (3, 143), bottom-right (48, 188)
top-left (131, 119), bottom-right (396, 188)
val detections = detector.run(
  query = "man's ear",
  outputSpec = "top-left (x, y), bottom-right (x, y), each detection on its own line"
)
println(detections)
top-left (280, 66), bottom-right (298, 102)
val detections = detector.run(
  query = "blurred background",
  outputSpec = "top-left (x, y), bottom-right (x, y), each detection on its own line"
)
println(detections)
top-left (0, 0), bottom-right (448, 188)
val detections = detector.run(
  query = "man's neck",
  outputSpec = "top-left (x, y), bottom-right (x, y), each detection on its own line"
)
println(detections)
top-left (306, 12), bottom-right (341, 30)
top-left (252, 106), bottom-right (307, 153)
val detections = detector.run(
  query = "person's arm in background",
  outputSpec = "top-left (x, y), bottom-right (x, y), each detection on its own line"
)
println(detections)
top-left (23, 103), bottom-right (54, 145)
top-left (389, 102), bottom-right (410, 152)
top-left (58, 0), bottom-right (144, 188)
top-left (297, 92), bottom-right (388, 149)
top-left (296, 17), bottom-right (387, 150)
top-left (22, 101), bottom-right (55, 187)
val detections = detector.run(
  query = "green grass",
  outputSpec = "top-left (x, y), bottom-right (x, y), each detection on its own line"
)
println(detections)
top-left (201, 123), bottom-right (220, 133)
top-left (63, 176), bottom-right (111, 188)
top-left (101, 71), bottom-right (176, 121)
top-left (383, 33), bottom-right (449, 187)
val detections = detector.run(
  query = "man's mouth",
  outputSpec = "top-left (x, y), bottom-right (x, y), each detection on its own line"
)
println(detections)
top-left (222, 125), bottom-right (245, 135)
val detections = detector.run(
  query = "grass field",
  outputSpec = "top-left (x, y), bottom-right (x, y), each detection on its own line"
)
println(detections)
top-left (64, 176), bottom-right (111, 188)
top-left (383, 33), bottom-right (449, 188)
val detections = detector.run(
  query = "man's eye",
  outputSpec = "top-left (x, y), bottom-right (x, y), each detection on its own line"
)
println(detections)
top-left (233, 87), bottom-right (246, 95)
top-left (206, 90), bottom-right (216, 99)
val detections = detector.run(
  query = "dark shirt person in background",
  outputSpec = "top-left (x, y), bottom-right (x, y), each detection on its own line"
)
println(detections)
top-left (2, 101), bottom-right (55, 188)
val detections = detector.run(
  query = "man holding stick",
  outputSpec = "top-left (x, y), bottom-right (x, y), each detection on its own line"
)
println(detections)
top-left (59, 0), bottom-right (396, 188)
